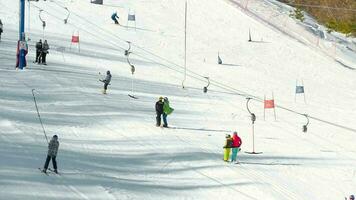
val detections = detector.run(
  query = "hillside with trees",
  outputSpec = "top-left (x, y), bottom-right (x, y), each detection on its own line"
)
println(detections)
top-left (279, 0), bottom-right (356, 37)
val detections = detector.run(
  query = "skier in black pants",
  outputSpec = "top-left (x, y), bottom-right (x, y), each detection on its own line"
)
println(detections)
top-left (155, 97), bottom-right (164, 127)
top-left (0, 19), bottom-right (3, 42)
top-left (42, 135), bottom-right (59, 174)
top-left (41, 40), bottom-right (49, 65)
top-left (99, 70), bottom-right (111, 94)
top-left (35, 39), bottom-right (42, 63)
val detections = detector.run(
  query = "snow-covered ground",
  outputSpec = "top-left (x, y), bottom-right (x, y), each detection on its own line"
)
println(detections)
top-left (0, 0), bottom-right (355, 199)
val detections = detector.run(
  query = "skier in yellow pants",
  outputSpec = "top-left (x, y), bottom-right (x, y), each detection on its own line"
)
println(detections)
top-left (223, 134), bottom-right (233, 162)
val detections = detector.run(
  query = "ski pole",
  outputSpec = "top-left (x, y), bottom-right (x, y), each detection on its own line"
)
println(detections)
top-left (31, 89), bottom-right (48, 144)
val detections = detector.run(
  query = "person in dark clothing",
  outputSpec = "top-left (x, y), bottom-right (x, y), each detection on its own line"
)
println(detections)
top-left (0, 20), bottom-right (3, 41)
top-left (41, 40), bottom-right (49, 65)
top-left (35, 39), bottom-right (42, 63)
top-left (111, 12), bottom-right (120, 24)
top-left (42, 135), bottom-right (59, 174)
top-left (155, 97), bottom-right (164, 126)
top-left (99, 70), bottom-right (112, 94)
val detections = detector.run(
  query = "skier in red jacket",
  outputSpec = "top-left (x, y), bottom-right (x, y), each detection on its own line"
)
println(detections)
top-left (231, 131), bottom-right (242, 163)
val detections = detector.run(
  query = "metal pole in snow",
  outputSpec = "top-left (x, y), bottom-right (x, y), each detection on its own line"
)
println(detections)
top-left (182, 1), bottom-right (187, 88)
top-left (18, 0), bottom-right (26, 69)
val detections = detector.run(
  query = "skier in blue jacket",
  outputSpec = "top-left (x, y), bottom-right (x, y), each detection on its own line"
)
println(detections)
top-left (111, 12), bottom-right (120, 25)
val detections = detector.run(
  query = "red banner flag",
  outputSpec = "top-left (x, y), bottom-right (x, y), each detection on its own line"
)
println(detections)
top-left (71, 36), bottom-right (79, 43)
top-left (264, 100), bottom-right (275, 109)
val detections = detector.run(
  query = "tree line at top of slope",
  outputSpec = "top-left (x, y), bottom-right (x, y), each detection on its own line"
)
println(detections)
top-left (278, 0), bottom-right (356, 37)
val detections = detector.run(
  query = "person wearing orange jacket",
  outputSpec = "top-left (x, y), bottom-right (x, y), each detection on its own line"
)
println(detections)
top-left (231, 131), bottom-right (242, 163)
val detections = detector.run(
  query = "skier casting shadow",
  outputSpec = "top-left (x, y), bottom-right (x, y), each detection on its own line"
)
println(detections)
top-left (162, 97), bottom-right (174, 127)
top-left (99, 70), bottom-right (112, 94)
top-left (0, 19), bottom-right (3, 42)
top-left (42, 135), bottom-right (59, 174)
top-left (155, 97), bottom-right (164, 127)
top-left (111, 12), bottom-right (120, 25)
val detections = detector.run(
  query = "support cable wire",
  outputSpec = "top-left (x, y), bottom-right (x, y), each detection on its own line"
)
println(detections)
top-left (32, 89), bottom-right (49, 144)
top-left (33, 1), bottom-right (356, 134)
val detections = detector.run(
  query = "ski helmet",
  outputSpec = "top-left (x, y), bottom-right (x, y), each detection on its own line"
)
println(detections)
top-left (107, 70), bottom-right (110, 75)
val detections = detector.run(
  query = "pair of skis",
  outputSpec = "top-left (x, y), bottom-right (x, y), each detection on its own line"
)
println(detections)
top-left (38, 168), bottom-right (60, 176)
top-left (98, 72), bottom-right (138, 99)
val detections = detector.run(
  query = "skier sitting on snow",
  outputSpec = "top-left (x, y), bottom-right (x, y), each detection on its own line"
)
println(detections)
top-left (162, 97), bottom-right (174, 128)
top-left (155, 97), bottom-right (164, 127)
top-left (231, 131), bottom-right (242, 163)
top-left (42, 135), bottom-right (59, 174)
top-left (100, 70), bottom-right (111, 94)
top-left (223, 134), bottom-right (233, 162)
top-left (111, 12), bottom-right (120, 25)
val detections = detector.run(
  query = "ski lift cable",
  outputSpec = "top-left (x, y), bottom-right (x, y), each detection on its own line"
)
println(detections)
top-left (29, 2), bottom-right (127, 52)
top-left (31, 2), bottom-right (356, 133)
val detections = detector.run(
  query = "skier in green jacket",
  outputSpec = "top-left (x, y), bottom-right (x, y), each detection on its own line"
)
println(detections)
top-left (162, 97), bottom-right (174, 127)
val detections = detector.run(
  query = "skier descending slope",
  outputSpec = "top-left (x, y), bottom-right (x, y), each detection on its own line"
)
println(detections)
top-left (99, 70), bottom-right (112, 94)
top-left (42, 135), bottom-right (59, 174)
top-left (223, 134), bottom-right (233, 162)
top-left (111, 12), bottom-right (120, 25)
top-left (155, 97), bottom-right (164, 127)
top-left (231, 131), bottom-right (242, 164)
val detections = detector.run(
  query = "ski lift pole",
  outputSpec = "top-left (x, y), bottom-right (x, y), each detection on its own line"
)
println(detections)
top-left (18, 0), bottom-right (26, 69)
top-left (64, 7), bottom-right (70, 24)
top-left (303, 114), bottom-right (309, 133)
top-left (125, 41), bottom-right (137, 99)
top-left (203, 77), bottom-right (210, 93)
top-left (182, 0), bottom-right (187, 89)
top-left (39, 9), bottom-right (46, 40)
top-left (125, 41), bottom-right (131, 56)
top-left (245, 97), bottom-right (261, 154)
top-left (31, 89), bottom-right (49, 144)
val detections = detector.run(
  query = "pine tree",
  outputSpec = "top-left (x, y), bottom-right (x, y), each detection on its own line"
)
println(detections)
top-left (289, 7), bottom-right (305, 22)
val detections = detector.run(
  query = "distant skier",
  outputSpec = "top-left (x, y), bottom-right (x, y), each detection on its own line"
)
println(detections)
top-left (162, 97), bottom-right (174, 128)
top-left (223, 134), bottom-right (233, 162)
top-left (42, 135), bottom-right (59, 174)
top-left (41, 40), bottom-right (49, 65)
top-left (35, 39), bottom-right (42, 63)
top-left (99, 70), bottom-right (111, 94)
top-left (0, 19), bottom-right (3, 41)
top-left (231, 131), bottom-right (242, 163)
top-left (155, 97), bottom-right (164, 127)
top-left (111, 12), bottom-right (120, 25)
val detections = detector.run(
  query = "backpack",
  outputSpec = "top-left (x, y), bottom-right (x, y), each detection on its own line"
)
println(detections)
top-left (225, 138), bottom-right (233, 148)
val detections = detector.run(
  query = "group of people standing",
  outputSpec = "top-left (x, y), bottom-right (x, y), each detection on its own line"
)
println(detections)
top-left (223, 132), bottom-right (242, 163)
top-left (155, 96), bottom-right (174, 127)
top-left (35, 39), bottom-right (50, 65)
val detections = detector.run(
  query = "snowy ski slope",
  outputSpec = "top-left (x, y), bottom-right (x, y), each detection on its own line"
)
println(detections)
top-left (0, 0), bottom-right (355, 199)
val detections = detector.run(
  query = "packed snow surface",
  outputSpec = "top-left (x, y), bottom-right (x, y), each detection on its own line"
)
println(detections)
top-left (0, 0), bottom-right (355, 199)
